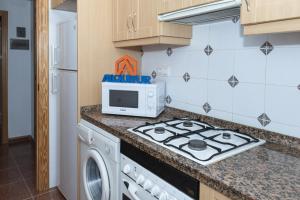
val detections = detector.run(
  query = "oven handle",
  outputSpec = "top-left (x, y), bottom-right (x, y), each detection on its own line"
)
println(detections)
top-left (123, 180), bottom-right (141, 200)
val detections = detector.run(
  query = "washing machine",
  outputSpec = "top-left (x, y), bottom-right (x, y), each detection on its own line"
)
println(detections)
top-left (77, 119), bottom-right (120, 200)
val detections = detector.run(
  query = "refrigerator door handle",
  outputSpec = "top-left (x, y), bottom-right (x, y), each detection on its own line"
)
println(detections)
top-left (53, 46), bottom-right (62, 67)
top-left (51, 72), bottom-right (59, 94)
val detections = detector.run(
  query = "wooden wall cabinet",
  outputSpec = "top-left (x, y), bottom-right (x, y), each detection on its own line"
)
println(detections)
top-left (241, 0), bottom-right (300, 35)
top-left (159, 0), bottom-right (192, 14)
top-left (51, 0), bottom-right (64, 8)
top-left (113, 0), bottom-right (192, 47)
top-left (51, 0), bottom-right (76, 12)
top-left (200, 184), bottom-right (231, 200)
top-left (159, 0), bottom-right (220, 14)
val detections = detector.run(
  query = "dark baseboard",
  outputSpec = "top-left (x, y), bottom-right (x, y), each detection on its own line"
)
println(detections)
top-left (9, 135), bottom-right (34, 144)
top-left (55, 187), bottom-right (67, 200)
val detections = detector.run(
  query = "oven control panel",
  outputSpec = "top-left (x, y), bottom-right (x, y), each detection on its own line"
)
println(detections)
top-left (121, 154), bottom-right (193, 200)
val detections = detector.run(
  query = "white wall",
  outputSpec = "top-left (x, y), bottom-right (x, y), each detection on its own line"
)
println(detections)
top-left (142, 18), bottom-right (300, 139)
top-left (0, 0), bottom-right (34, 138)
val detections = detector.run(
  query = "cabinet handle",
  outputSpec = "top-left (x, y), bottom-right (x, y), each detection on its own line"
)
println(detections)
top-left (127, 14), bottom-right (132, 32)
top-left (245, 0), bottom-right (250, 11)
top-left (132, 12), bottom-right (137, 32)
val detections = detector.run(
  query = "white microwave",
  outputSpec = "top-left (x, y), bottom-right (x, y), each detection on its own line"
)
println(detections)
top-left (102, 81), bottom-right (166, 118)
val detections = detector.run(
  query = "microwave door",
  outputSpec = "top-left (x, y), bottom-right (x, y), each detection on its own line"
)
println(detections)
top-left (103, 87), bottom-right (147, 116)
top-left (109, 90), bottom-right (139, 109)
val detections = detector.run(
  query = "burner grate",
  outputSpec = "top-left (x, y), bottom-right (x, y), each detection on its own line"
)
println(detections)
top-left (163, 129), bottom-right (261, 162)
top-left (128, 118), bottom-right (264, 165)
top-left (131, 118), bottom-right (213, 143)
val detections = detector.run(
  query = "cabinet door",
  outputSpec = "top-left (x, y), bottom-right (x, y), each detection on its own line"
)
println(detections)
top-left (191, 0), bottom-right (220, 7)
top-left (113, 0), bottom-right (133, 41)
top-left (160, 0), bottom-right (192, 14)
top-left (51, 0), bottom-right (65, 9)
top-left (200, 183), bottom-right (231, 200)
top-left (213, 192), bottom-right (231, 200)
top-left (241, 0), bottom-right (300, 25)
top-left (255, 0), bottom-right (300, 23)
top-left (240, 0), bottom-right (256, 24)
top-left (133, 0), bottom-right (160, 39)
top-left (182, 0), bottom-right (193, 8)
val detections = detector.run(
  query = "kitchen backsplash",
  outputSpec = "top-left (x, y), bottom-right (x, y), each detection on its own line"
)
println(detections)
top-left (141, 17), bottom-right (300, 139)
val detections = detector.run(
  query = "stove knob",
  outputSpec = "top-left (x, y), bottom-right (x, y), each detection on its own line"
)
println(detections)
top-left (122, 164), bottom-right (131, 174)
top-left (136, 175), bottom-right (145, 185)
top-left (143, 180), bottom-right (153, 190)
top-left (159, 192), bottom-right (169, 200)
top-left (150, 185), bottom-right (160, 196)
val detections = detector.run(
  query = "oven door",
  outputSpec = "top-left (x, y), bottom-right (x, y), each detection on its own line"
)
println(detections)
top-left (82, 149), bottom-right (110, 200)
top-left (121, 173), bottom-right (154, 200)
top-left (102, 83), bottom-right (146, 116)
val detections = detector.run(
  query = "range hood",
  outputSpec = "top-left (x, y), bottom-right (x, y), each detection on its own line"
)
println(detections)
top-left (158, 0), bottom-right (241, 25)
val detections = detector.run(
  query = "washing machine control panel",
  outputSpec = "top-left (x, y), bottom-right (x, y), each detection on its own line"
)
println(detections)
top-left (121, 155), bottom-right (193, 200)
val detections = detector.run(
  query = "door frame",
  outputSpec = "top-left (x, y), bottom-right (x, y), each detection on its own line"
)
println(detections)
top-left (35, 0), bottom-right (49, 192)
top-left (0, 11), bottom-right (8, 145)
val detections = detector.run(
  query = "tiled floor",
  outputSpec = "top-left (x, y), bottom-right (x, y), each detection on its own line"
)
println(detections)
top-left (0, 141), bottom-right (65, 200)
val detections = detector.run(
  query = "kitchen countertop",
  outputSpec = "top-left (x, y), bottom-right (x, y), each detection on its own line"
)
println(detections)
top-left (81, 105), bottom-right (300, 200)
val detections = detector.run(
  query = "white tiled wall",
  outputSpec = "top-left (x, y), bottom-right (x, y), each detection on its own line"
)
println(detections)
top-left (141, 18), bottom-right (300, 138)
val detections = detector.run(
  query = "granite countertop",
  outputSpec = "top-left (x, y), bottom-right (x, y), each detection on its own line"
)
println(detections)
top-left (81, 105), bottom-right (300, 200)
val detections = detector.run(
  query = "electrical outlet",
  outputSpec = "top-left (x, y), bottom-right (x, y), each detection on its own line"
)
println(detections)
top-left (156, 66), bottom-right (169, 77)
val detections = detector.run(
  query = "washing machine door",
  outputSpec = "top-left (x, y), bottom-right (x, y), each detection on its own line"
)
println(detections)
top-left (83, 149), bottom-right (110, 200)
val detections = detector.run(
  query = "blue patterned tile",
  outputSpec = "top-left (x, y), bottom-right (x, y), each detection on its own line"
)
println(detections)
top-left (228, 75), bottom-right (239, 88)
top-left (258, 113), bottom-right (271, 127)
top-left (183, 73), bottom-right (190, 82)
top-left (204, 45), bottom-right (213, 56)
top-left (203, 103), bottom-right (212, 113)
top-left (260, 41), bottom-right (273, 55)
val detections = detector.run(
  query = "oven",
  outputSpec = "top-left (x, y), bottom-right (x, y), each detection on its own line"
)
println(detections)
top-left (120, 141), bottom-right (199, 200)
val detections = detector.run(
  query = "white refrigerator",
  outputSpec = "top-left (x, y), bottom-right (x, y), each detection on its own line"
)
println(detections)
top-left (49, 19), bottom-right (77, 200)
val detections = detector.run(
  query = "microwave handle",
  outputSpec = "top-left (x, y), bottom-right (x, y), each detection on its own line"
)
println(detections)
top-left (123, 180), bottom-right (141, 200)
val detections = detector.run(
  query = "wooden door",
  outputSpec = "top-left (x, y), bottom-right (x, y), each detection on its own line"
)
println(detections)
top-left (113, 0), bottom-right (133, 41)
top-left (241, 0), bottom-right (300, 25)
top-left (35, 0), bottom-right (49, 193)
top-left (0, 11), bottom-right (8, 145)
top-left (133, 0), bottom-right (160, 39)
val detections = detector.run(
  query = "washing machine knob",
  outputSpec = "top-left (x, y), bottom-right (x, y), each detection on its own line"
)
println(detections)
top-left (150, 185), bottom-right (160, 196)
top-left (123, 164), bottom-right (131, 174)
top-left (159, 192), bottom-right (169, 200)
top-left (136, 175), bottom-right (145, 185)
top-left (143, 180), bottom-right (153, 190)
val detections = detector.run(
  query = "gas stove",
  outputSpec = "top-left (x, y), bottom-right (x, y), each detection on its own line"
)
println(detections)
top-left (128, 118), bottom-right (265, 166)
